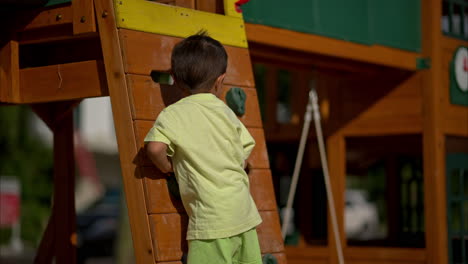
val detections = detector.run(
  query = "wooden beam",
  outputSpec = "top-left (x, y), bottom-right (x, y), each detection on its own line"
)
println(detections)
top-left (421, 1), bottom-right (448, 264)
top-left (0, 40), bottom-right (20, 103)
top-left (119, 29), bottom-right (254, 87)
top-left (32, 101), bottom-right (78, 264)
top-left (345, 247), bottom-right (426, 262)
top-left (52, 104), bottom-right (76, 264)
top-left (326, 133), bottom-right (346, 264)
top-left (72, 0), bottom-right (96, 34)
top-left (15, 5), bottom-right (73, 32)
top-left (94, 0), bottom-right (155, 263)
top-left (246, 23), bottom-right (421, 71)
top-left (19, 60), bottom-right (108, 103)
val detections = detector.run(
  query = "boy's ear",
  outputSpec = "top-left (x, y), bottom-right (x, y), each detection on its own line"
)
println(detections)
top-left (215, 73), bottom-right (226, 90)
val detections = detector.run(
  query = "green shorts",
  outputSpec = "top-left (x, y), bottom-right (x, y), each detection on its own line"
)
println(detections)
top-left (187, 228), bottom-right (262, 264)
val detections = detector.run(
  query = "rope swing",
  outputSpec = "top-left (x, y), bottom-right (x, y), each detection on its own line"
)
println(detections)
top-left (281, 88), bottom-right (345, 264)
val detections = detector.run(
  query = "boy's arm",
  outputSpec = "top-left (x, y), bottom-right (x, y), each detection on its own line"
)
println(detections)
top-left (146, 141), bottom-right (173, 173)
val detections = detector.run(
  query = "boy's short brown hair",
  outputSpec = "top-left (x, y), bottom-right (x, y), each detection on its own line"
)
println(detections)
top-left (171, 31), bottom-right (228, 92)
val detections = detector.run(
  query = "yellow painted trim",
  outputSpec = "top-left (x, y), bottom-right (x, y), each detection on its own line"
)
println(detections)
top-left (114, 0), bottom-right (247, 48)
top-left (224, 0), bottom-right (242, 18)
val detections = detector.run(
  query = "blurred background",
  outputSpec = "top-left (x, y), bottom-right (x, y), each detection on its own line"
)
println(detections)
top-left (1, 0), bottom-right (467, 264)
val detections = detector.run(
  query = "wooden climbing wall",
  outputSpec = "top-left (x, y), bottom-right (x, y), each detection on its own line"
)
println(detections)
top-left (94, 0), bottom-right (287, 263)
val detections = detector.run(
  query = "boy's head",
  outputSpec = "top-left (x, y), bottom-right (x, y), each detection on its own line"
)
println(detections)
top-left (171, 31), bottom-right (228, 93)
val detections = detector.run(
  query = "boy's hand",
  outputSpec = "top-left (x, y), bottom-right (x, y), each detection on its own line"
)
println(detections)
top-left (146, 141), bottom-right (173, 173)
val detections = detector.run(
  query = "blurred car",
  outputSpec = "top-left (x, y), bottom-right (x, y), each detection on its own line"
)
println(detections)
top-left (345, 190), bottom-right (380, 240)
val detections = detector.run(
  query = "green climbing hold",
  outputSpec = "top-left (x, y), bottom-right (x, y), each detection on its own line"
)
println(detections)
top-left (262, 253), bottom-right (277, 264)
top-left (226, 87), bottom-right (246, 116)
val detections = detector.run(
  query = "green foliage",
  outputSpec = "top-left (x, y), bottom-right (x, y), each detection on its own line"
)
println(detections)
top-left (0, 106), bottom-right (53, 247)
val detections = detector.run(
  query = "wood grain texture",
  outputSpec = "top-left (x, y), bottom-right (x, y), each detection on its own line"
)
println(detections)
top-left (134, 120), bottom-right (266, 167)
top-left (119, 29), bottom-right (254, 87)
top-left (94, 0), bottom-right (155, 263)
top-left (126, 74), bottom-right (261, 126)
top-left (72, 0), bottom-right (96, 34)
top-left (249, 169), bottom-right (277, 211)
top-left (257, 210), bottom-right (284, 254)
top-left (139, 166), bottom-right (185, 214)
top-left (345, 247), bottom-right (426, 262)
top-left (421, 2), bottom-right (448, 264)
top-left (326, 133), bottom-right (346, 264)
top-left (15, 5), bottom-right (73, 31)
top-left (0, 40), bottom-right (20, 103)
top-left (19, 60), bottom-right (108, 103)
top-left (245, 128), bottom-right (269, 169)
top-left (52, 105), bottom-right (76, 264)
top-left (148, 213), bottom-right (188, 262)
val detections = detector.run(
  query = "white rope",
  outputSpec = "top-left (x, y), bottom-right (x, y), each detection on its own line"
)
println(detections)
top-left (281, 88), bottom-right (345, 264)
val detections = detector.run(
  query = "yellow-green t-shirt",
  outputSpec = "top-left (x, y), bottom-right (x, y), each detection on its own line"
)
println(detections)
top-left (144, 93), bottom-right (262, 240)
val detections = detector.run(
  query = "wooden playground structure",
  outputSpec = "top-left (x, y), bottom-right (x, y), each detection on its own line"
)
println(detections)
top-left (1, 0), bottom-right (285, 263)
top-left (1, 0), bottom-right (468, 264)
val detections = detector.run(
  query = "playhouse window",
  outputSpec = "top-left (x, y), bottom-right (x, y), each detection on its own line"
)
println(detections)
top-left (345, 135), bottom-right (425, 248)
top-left (442, 0), bottom-right (468, 40)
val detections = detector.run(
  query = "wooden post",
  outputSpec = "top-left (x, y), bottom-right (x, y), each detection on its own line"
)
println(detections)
top-left (0, 40), bottom-right (20, 103)
top-left (421, 1), bottom-right (448, 264)
top-left (72, 0), bottom-right (96, 35)
top-left (52, 106), bottom-right (76, 264)
top-left (33, 102), bottom-right (77, 264)
top-left (326, 132), bottom-right (346, 264)
top-left (94, 0), bottom-right (155, 263)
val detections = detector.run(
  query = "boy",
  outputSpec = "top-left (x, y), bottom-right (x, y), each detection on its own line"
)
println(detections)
top-left (144, 32), bottom-right (263, 264)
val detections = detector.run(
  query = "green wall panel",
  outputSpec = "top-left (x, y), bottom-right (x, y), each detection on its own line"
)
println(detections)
top-left (369, 0), bottom-right (421, 52)
top-left (242, 0), bottom-right (421, 52)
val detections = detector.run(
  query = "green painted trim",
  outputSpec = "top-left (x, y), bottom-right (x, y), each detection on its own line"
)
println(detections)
top-left (242, 0), bottom-right (422, 52)
top-left (416, 57), bottom-right (431, 69)
top-left (44, 0), bottom-right (71, 6)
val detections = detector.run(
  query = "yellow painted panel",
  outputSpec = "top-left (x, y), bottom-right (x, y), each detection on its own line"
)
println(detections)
top-left (224, 0), bottom-right (242, 18)
top-left (114, 0), bottom-right (247, 48)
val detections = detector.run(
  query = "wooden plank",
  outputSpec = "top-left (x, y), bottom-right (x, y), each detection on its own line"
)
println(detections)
top-left (148, 213), bottom-right (189, 262)
top-left (94, 1), bottom-right (155, 263)
top-left (139, 166), bottom-right (185, 214)
top-left (326, 133), bottom-right (346, 264)
top-left (134, 120), bottom-right (266, 166)
top-left (421, 2), bottom-right (448, 264)
top-left (114, 0), bottom-right (247, 48)
top-left (257, 210), bottom-right (284, 254)
top-left (345, 247), bottom-right (426, 262)
top-left (249, 169), bottom-right (277, 211)
top-left (127, 74), bottom-right (261, 126)
top-left (52, 104), bottom-right (76, 264)
top-left (337, 72), bottom-right (423, 136)
top-left (142, 168), bottom-right (277, 214)
top-left (195, 0), bottom-right (220, 13)
top-left (19, 60), bottom-right (108, 103)
top-left (119, 29), bottom-right (254, 87)
top-left (175, 0), bottom-right (195, 8)
top-left (72, 0), bottom-right (96, 34)
top-left (16, 5), bottom-right (73, 31)
top-left (246, 23), bottom-right (420, 71)
top-left (0, 40), bottom-right (20, 103)
top-left (245, 128), bottom-right (269, 169)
